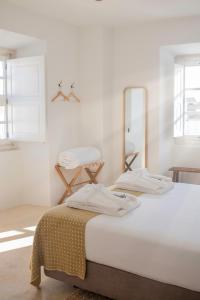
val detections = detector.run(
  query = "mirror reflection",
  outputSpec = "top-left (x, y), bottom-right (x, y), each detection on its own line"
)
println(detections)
top-left (123, 88), bottom-right (147, 172)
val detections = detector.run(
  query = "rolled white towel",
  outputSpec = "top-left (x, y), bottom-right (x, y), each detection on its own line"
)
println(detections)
top-left (115, 169), bottom-right (173, 194)
top-left (58, 147), bottom-right (101, 169)
top-left (65, 184), bottom-right (141, 217)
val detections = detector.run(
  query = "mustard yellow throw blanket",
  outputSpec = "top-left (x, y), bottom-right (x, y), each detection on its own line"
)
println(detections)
top-left (30, 205), bottom-right (98, 287)
top-left (31, 188), bottom-right (142, 287)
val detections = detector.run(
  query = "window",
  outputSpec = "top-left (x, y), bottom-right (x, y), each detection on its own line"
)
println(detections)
top-left (0, 58), bottom-right (7, 139)
top-left (174, 58), bottom-right (200, 139)
top-left (0, 56), bottom-right (45, 144)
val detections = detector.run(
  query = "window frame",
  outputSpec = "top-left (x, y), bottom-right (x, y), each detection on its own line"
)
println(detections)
top-left (0, 56), bottom-right (8, 140)
top-left (6, 56), bottom-right (46, 142)
top-left (0, 57), bottom-right (16, 151)
top-left (0, 55), bottom-right (46, 148)
top-left (174, 57), bottom-right (200, 144)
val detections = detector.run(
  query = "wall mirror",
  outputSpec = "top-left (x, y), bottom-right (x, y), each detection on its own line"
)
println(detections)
top-left (123, 87), bottom-right (147, 172)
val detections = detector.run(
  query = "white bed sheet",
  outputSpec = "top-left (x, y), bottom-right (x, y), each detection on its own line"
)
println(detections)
top-left (85, 183), bottom-right (200, 292)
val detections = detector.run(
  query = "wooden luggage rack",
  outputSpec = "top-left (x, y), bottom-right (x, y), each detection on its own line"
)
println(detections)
top-left (124, 152), bottom-right (139, 172)
top-left (55, 161), bottom-right (104, 204)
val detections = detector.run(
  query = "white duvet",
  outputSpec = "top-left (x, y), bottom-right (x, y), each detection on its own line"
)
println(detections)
top-left (85, 183), bottom-right (200, 292)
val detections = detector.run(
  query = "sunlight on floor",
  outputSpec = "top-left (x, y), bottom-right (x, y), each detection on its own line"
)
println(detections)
top-left (24, 226), bottom-right (36, 232)
top-left (0, 205), bottom-right (74, 300)
top-left (0, 230), bottom-right (24, 239)
top-left (0, 224), bottom-right (36, 253)
top-left (0, 236), bottom-right (34, 253)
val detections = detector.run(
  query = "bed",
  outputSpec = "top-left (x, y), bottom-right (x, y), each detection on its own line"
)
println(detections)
top-left (39, 183), bottom-right (200, 299)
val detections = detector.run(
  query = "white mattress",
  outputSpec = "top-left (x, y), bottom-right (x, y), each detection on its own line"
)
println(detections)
top-left (85, 183), bottom-right (200, 292)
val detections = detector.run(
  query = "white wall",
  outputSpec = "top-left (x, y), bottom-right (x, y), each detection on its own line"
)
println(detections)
top-left (0, 1), bottom-right (80, 208)
top-left (79, 27), bottom-right (114, 184)
top-left (2, 3), bottom-right (200, 210)
top-left (172, 145), bottom-right (200, 183)
top-left (15, 40), bottom-right (46, 58)
top-left (14, 41), bottom-right (50, 207)
top-left (0, 150), bottom-right (24, 209)
top-left (159, 45), bottom-right (200, 183)
top-left (112, 16), bottom-right (200, 181)
top-left (112, 27), bottom-right (161, 178)
top-left (159, 47), bottom-right (174, 174)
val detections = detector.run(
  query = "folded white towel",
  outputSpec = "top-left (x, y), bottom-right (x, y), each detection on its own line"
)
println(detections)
top-left (65, 184), bottom-right (141, 217)
top-left (58, 147), bottom-right (101, 169)
top-left (115, 168), bottom-right (173, 194)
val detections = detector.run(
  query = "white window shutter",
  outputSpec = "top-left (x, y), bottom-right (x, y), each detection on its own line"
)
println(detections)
top-left (7, 56), bottom-right (46, 142)
top-left (174, 64), bottom-right (184, 137)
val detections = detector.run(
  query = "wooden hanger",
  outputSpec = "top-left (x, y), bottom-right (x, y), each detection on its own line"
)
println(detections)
top-left (67, 82), bottom-right (80, 102)
top-left (67, 90), bottom-right (80, 102)
top-left (51, 81), bottom-right (80, 102)
top-left (52, 81), bottom-right (69, 102)
top-left (51, 90), bottom-right (69, 102)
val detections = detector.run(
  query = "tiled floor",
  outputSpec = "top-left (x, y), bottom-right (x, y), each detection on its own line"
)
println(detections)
top-left (0, 205), bottom-right (74, 300)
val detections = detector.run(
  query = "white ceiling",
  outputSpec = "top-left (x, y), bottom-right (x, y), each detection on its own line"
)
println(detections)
top-left (0, 29), bottom-right (40, 49)
top-left (7, 0), bottom-right (200, 27)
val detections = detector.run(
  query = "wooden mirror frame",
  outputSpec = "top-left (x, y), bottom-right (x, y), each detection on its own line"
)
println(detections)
top-left (122, 87), bottom-right (148, 172)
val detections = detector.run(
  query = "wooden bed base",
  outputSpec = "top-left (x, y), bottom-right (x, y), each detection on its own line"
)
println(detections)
top-left (45, 261), bottom-right (200, 300)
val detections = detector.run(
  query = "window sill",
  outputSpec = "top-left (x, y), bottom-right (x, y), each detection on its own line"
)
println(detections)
top-left (0, 140), bottom-right (18, 152)
top-left (174, 136), bottom-right (200, 147)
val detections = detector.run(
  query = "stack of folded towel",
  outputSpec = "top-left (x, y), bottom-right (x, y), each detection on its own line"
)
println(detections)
top-left (65, 184), bottom-right (141, 217)
top-left (58, 147), bottom-right (101, 169)
top-left (115, 168), bottom-right (173, 194)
